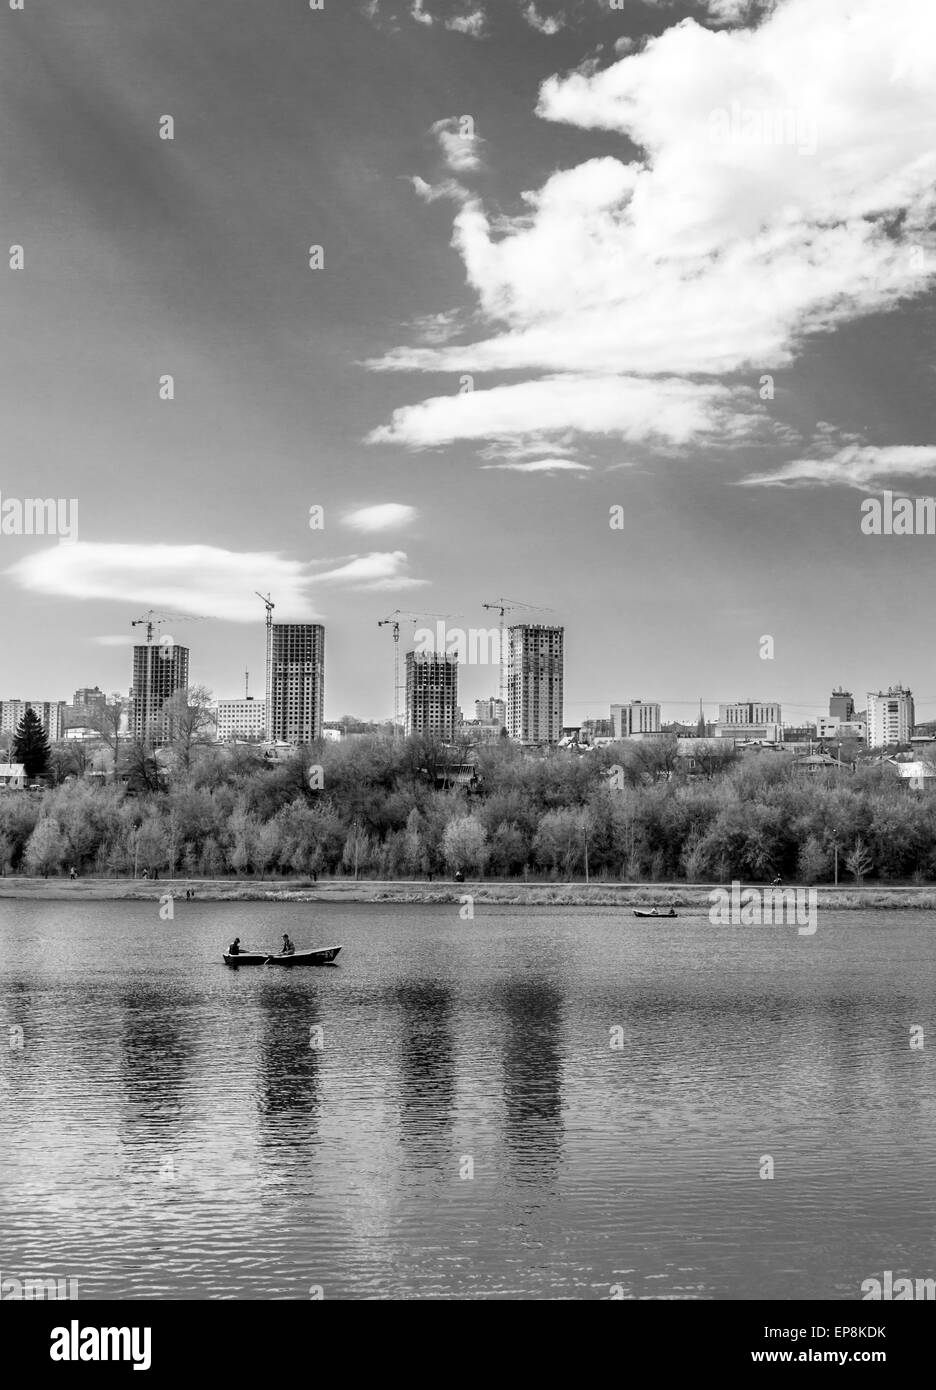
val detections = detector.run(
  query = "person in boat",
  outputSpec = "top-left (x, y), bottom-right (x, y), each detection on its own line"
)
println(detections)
top-left (281, 934), bottom-right (295, 956)
top-left (228, 937), bottom-right (242, 956)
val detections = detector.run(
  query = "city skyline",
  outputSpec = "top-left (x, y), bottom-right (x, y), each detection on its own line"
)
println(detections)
top-left (1, 627), bottom-right (933, 730)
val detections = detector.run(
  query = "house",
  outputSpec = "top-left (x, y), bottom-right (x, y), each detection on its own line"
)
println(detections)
top-left (893, 760), bottom-right (936, 791)
top-left (791, 752), bottom-right (851, 774)
top-left (0, 762), bottom-right (26, 791)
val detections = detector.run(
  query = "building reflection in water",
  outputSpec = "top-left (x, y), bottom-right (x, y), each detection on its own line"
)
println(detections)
top-left (253, 981), bottom-right (323, 1155)
top-left (115, 985), bottom-right (199, 1182)
top-left (497, 978), bottom-right (565, 1188)
top-left (393, 981), bottom-right (456, 1174)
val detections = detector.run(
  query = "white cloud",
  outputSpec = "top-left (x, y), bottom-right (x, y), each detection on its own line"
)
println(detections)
top-left (368, 375), bottom-right (753, 449)
top-left (94, 634), bottom-right (134, 647)
top-left (5, 543), bottom-right (423, 619)
top-left (478, 436), bottom-right (579, 462)
top-left (411, 0), bottom-right (433, 24)
top-left (739, 445), bottom-right (936, 490)
top-left (481, 458), bottom-right (591, 472)
top-left (319, 551), bottom-right (428, 589)
top-left (408, 308), bottom-right (467, 344)
top-left (446, 9), bottom-right (486, 37)
top-left (371, 0), bottom-right (936, 456)
top-left (343, 504), bottom-right (417, 531)
top-left (648, 0), bottom-right (776, 21)
top-left (523, 4), bottom-right (564, 35)
top-left (431, 116), bottom-right (483, 174)
top-left (407, 175), bottom-right (468, 204)
top-left (701, 0), bottom-right (758, 21)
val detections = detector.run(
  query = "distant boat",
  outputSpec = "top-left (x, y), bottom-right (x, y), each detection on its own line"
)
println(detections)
top-left (633, 909), bottom-right (677, 919)
top-left (223, 946), bottom-right (342, 967)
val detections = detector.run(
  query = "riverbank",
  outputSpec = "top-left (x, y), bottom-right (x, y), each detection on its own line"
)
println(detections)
top-left (0, 876), bottom-right (934, 909)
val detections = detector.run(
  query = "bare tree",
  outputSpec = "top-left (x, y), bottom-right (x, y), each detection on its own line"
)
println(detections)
top-left (89, 697), bottom-right (126, 780)
top-left (844, 837), bottom-right (873, 886)
top-left (158, 685), bottom-right (216, 775)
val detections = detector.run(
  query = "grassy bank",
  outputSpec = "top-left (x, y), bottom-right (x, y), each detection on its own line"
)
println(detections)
top-left (0, 876), bottom-right (934, 909)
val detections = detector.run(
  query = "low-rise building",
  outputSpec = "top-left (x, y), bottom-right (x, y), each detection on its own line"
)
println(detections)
top-left (611, 701), bottom-right (661, 739)
top-left (0, 762), bottom-right (26, 790)
top-left (792, 752), bottom-right (851, 773)
top-left (459, 718), bottom-right (503, 743)
top-left (817, 715), bottom-right (867, 741)
top-left (893, 760), bottom-right (936, 791)
top-left (714, 701), bottom-right (782, 742)
top-left (216, 697), bottom-right (267, 742)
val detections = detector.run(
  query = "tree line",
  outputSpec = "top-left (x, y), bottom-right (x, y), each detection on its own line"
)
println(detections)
top-left (0, 730), bottom-right (929, 884)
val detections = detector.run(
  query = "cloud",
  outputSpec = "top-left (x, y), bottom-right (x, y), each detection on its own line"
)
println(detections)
top-left (523, 3), bottom-right (565, 34)
top-left (343, 504), bottom-right (417, 531)
top-left (94, 634), bottom-right (135, 647)
top-left (407, 308), bottom-right (467, 344)
top-left (648, 0), bottom-right (777, 21)
top-left (481, 458), bottom-right (591, 472)
top-left (411, 0), bottom-right (433, 24)
top-left (368, 375), bottom-right (753, 449)
top-left (739, 445), bottom-right (936, 491)
top-left (407, 175), bottom-right (468, 204)
top-left (446, 8), bottom-right (486, 37)
top-left (5, 543), bottom-right (424, 619)
top-left (431, 116), bottom-right (483, 174)
top-left (318, 551), bottom-right (429, 589)
top-left (371, 0), bottom-right (936, 456)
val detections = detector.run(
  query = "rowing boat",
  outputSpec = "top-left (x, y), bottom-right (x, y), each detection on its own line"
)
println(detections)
top-left (223, 946), bottom-right (343, 967)
top-left (633, 909), bottom-right (677, 918)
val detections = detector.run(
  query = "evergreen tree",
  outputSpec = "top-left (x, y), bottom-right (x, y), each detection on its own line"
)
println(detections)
top-left (12, 707), bottom-right (51, 780)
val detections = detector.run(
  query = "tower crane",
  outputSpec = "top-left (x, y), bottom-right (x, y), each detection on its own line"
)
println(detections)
top-left (255, 594), bottom-right (275, 742)
top-left (481, 597), bottom-right (555, 710)
top-left (377, 610), bottom-right (461, 734)
top-left (130, 610), bottom-right (210, 644)
top-left (254, 591), bottom-right (275, 636)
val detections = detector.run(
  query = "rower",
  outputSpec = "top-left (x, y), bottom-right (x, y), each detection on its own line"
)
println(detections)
top-left (281, 933), bottom-right (295, 956)
top-left (229, 938), bottom-right (242, 956)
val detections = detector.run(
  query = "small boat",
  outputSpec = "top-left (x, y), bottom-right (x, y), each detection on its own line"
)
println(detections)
top-left (633, 908), bottom-right (677, 918)
top-left (223, 946), bottom-right (342, 967)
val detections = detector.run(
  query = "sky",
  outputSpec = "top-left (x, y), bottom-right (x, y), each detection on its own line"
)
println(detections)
top-left (2, 0), bottom-right (936, 724)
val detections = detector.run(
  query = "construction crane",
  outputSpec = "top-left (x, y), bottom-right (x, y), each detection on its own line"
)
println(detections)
top-left (377, 611), bottom-right (461, 734)
top-left (255, 591), bottom-right (274, 631)
top-left (130, 610), bottom-right (209, 644)
top-left (481, 597), bottom-right (555, 709)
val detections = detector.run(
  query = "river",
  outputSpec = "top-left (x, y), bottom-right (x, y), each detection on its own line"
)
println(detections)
top-left (1, 899), bottom-right (934, 1300)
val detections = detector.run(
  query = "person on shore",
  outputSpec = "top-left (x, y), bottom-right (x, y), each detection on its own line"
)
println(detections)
top-left (281, 933), bottom-right (295, 956)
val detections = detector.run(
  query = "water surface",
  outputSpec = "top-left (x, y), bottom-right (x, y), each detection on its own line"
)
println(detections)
top-left (1, 899), bottom-right (933, 1299)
